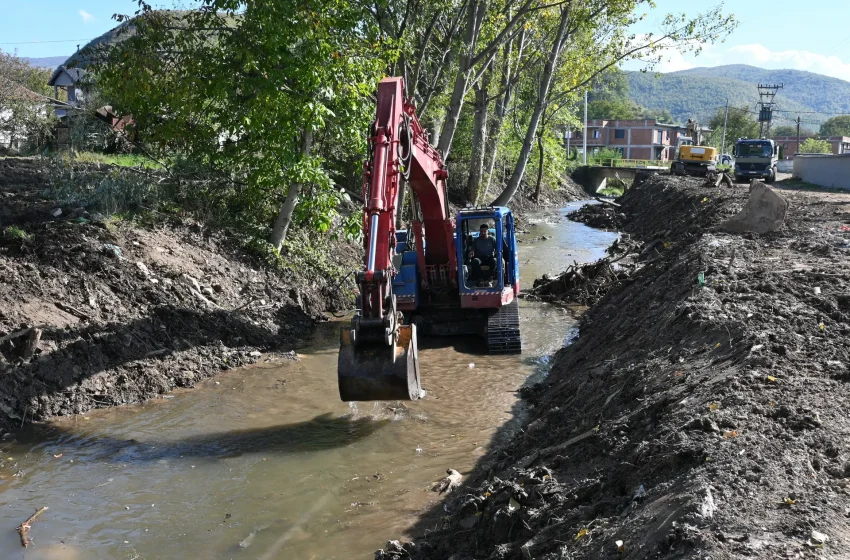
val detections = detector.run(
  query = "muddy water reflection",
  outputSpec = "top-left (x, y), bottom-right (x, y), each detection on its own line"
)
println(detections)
top-left (0, 204), bottom-right (616, 560)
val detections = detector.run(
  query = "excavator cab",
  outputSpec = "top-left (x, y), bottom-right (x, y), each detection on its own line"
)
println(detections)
top-left (457, 208), bottom-right (519, 301)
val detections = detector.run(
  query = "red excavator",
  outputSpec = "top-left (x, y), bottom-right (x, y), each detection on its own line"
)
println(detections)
top-left (337, 77), bottom-right (522, 402)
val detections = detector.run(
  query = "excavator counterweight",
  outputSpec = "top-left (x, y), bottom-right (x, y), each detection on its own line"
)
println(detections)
top-left (337, 77), bottom-right (521, 402)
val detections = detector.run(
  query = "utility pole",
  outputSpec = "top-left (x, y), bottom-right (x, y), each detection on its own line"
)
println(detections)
top-left (583, 90), bottom-right (588, 165)
top-left (796, 115), bottom-right (801, 156)
top-left (757, 83), bottom-right (783, 137)
top-left (720, 98), bottom-right (729, 155)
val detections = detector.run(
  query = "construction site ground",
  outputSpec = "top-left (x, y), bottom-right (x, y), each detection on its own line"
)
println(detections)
top-left (380, 173), bottom-right (850, 559)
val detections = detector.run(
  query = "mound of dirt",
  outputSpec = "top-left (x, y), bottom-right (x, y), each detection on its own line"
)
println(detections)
top-left (380, 173), bottom-right (850, 559)
top-left (0, 158), bottom-right (358, 430)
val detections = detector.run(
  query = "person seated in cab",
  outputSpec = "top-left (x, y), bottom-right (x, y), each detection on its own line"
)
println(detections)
top-left (468, 223), bottom-right (497, 281)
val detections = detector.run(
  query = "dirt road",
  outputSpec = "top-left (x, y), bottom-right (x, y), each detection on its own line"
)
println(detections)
top-left (382, 174), bottom-right (850, 559)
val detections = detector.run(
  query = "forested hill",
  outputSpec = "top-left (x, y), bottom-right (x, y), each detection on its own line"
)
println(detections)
top-left (627, 65), bottom-right (850, 127)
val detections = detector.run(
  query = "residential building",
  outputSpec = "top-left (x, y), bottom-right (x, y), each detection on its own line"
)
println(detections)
top-left (772, 135), bottom-right (850, 157)
top-left (47, 66), bottom-right (87, 118)
top-left (566, 119), bottom-right (706, 161)
top-left (0, 75), bottom-right (47, 152)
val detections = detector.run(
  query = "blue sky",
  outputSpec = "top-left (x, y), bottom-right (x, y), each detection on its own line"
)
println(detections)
top-left (0, 1), bottom-right (191, 58)
top-left (2, 1), bottom-right (849, 82)
top-left (623, 1), bottom-right (850, 81)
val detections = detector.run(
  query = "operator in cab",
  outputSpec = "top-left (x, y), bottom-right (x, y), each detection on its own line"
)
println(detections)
top-left (469, 223), bottom-right (497, 281)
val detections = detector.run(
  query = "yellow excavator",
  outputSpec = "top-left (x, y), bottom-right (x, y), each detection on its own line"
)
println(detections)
top-left (671, 119), bottom-right (717, 177)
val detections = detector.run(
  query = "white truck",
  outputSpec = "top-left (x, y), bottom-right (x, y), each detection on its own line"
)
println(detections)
top-left (733, 138), bottom-right (779, 183)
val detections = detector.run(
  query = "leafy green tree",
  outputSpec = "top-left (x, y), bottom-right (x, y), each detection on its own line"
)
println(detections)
top-left (93, 1), bottom-right (384, 250)
top-left (707, 106), bottom-right (758, 154)
top-left (0, 51), bottom-right (55, 152)
top-left (772, 124), bottom-right (813, 137)
top-left (799, 137), bottom-right (832, 154)
top-left (819, 116), bottom-right (850, 138)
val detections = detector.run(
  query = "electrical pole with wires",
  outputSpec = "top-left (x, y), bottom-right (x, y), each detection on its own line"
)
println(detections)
top-left (720, 98), bottom-right (729, 155)
top-left (796, 116), bottom-right (802, 156)
top-left (757, 83), bottom-right (783, 137)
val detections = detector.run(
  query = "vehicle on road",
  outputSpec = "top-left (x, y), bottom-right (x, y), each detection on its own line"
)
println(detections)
top-left (672, 119), bottom-right (717, 177)
top-left (733, 138), bottom-right (779, 183)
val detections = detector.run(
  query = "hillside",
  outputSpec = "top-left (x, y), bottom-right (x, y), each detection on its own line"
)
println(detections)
top-left (21, 56), bottom-right (68, 69)
top-left (627, 64), bottom-right (850, 127)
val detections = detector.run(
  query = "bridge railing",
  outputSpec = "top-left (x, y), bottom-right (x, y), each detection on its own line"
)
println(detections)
top-left (597, 159), bottom-right (670, 169)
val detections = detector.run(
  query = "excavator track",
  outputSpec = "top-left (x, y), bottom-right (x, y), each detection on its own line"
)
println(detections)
top-left (486, 299), bottom-right (521, 354)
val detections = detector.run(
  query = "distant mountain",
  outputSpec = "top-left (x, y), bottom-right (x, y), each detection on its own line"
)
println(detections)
top-left (627, 65), bottom-right (850, 128)
top-left (21, 56), bottom-right (68, 70)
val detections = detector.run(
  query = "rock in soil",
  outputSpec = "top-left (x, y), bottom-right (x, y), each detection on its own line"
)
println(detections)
top-left (379, 171), bottom-right (850, 559)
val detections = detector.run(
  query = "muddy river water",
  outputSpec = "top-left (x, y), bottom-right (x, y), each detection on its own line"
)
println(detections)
top-left (0, 204), bottom-right (617, 560)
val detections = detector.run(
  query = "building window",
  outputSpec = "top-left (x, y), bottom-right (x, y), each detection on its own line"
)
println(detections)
top-left (614, 129), bottom-right (625, 139)
top-left (655, 130), bottom-right (663, 143)
top-left (592, 129), bottom-right (600, 139)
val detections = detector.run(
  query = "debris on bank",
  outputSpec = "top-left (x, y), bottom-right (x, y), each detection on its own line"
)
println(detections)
top-left (380, 173), bottom-right (850, 559)
top-left (566, 200), bottom-right (625, 230)
top-left (523, 235), bottom-right (640, 306)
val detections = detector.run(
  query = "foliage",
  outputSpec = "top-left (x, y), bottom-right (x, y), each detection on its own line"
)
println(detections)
top-left (799, 137), bottom-right (832, 154)
top-left (80, 0), bottom-right (737, 249)
top-left (706, 106), bottom-right (758, 154)
top-left (2, 225), bottom-right (31, 242)
top-left (0, 51), bottom-right (56, 152)
top-left (819, 116), bottom-right (850, 138)
top-left (67, 151), bottom-right (162, 168)
top-left (585, 69), bottom-right (672, 122)
top-left (772, 125), bottom-right (814, 137)
top-left (91, 1), bottom-right (385, 247)
top-left (589, 147), bottom-right (624, 164)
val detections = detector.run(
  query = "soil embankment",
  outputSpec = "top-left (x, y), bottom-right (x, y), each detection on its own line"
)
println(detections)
top-left (0, 158), bottom-right (358, 431)
top-left (382, 173), bottom-right (850, 559)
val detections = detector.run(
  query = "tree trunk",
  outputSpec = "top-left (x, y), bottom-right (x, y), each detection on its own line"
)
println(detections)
top-left (436, 0), bottom-right (484, 160)
top-left (269, 128), bottom-right (314, 251)
top-left (466, 60), bottom-right (493, 204)
top-left (534, 131), bottom-right (544, 201)
top-left (481, 29), bottom-right (523, 203)
top-left (492, 7), bottom-right (571, 207)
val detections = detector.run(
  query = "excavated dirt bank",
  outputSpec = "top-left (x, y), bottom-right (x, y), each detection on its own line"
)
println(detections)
top-left (0, 158), bottom-right (358, 431)
top-left (380, 173), bottom-right (850, 559)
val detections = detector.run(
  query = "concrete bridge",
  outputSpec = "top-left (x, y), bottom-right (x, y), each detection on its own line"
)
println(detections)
top-left (572, 163), bottom-right (669, 194)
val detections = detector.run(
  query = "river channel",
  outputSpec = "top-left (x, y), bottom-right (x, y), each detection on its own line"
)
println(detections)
top-left (0, 204), bottom-right (617, 560)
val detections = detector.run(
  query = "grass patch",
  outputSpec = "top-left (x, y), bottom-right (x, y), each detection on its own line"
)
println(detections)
top-left (62, 151), bottom-right (163, 169)
top-left (3, 226), bottom-right (31, 242)
top-left (598, 186), bottom-right (624, 197)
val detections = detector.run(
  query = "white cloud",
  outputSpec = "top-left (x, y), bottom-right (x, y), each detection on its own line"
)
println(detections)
top-left (79, 10), bottom-right (94, 24)
top-left (726, 44), bottom-right (850, 82)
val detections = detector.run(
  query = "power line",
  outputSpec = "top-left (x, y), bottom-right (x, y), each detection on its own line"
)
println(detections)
top-left (0, 38), bottom-right (91, 46)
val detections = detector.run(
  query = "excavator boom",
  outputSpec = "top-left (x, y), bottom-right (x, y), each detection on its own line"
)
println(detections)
top-left (338, 77), bottom-right (452, 402)
top-left (338, 77), bottom-right (522, 402)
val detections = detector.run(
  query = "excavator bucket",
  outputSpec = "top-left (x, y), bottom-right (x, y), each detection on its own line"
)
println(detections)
top-left (338, 323), bottom-right (422, 402)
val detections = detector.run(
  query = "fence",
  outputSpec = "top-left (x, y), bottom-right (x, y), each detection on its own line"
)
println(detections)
top-left (596, 159), bottom-right (670, 169)
top-left (793, 154), bottom-right (850, 190)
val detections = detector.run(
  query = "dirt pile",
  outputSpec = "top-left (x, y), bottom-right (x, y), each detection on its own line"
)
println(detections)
top-left (381, 173), bottom-right (850, 559)
top-left (0, 158), bottom-right (358, 430)
top-left (566, 201), bottom-right (625, 230)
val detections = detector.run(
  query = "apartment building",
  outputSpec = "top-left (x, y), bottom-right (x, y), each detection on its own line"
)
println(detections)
top-left (772, 135), bottom-right (850, 157)
top-left (567, 119), bottom-right (698, 161)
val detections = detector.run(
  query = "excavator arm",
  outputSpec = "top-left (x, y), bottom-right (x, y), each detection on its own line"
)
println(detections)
top-left (338, 77), bottom-right (452, 402)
